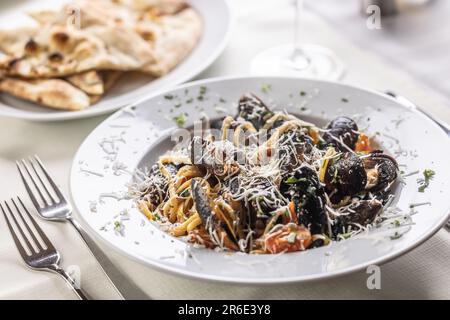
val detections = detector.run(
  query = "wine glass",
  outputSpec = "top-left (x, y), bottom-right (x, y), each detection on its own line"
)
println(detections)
top-left (250, 0), bottom-right (345, 80)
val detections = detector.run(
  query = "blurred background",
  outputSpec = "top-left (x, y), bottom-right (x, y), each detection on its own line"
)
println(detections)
top-left (307, 0), bottom-right (450, 102)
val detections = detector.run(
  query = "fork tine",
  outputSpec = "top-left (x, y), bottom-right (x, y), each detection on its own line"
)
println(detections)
top-left (33, 155), bottom-right (66, 202)
top-left (11, 198), bottom-right (45, 252)
top-left (16, 197), bottom-right (55, 252)
top-left (18, 159), bottom-right (51, 207)
top-left (1, 203), bottom-right (30, 260)
top-left (16, 161), bottom-right (42, 211)
top-left (28, 157), bottom-right (59, 204)
top-left (1, 201), bottom-right (35, 257)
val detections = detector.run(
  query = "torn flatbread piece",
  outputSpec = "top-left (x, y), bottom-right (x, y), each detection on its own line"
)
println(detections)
top-left (26, 10), bottom-right (59, 26)
top-left (139, 8), bottom-right (202, 76)
top-left (28, 1), bottom-right (133, 29)
top-left (0, 25), bottom-right (155, 78)
top-left (66, 70), bottom-right (104, 95)
top-left (116, 0), bottom-right (188, 15)
top-left (28, 0), bottom-right (188, 27)
top-left (89, 71), bottom-right (123, 104)
top-left (0, 77), bottom-right (90, 110)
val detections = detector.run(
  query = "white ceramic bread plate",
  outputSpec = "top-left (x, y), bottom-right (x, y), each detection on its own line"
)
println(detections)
top-left (0, 0), bottom-right (231, 121)
top-left (70, 76), bottom-right (450, 284)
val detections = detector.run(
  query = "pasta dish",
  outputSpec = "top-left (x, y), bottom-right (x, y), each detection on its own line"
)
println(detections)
top-left (131, 93), bottom-right (399, 254)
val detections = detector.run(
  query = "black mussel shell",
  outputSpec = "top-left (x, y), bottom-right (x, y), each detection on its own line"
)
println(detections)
top-left (237, 93), bottom-right (273, 130)
top-left (323, 116), bottom-right (359, 151)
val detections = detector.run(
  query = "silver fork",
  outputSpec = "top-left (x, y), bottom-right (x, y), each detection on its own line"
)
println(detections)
top-left (0, 197), bottom-right (89, 300)
top-left (17, 155), bottom-right (126, 299)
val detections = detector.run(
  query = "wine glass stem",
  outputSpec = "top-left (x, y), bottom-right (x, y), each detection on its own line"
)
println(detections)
top-left (294, 0), bottom-right (304, 52)
top-left (289, 0), bottom-right (309, 69)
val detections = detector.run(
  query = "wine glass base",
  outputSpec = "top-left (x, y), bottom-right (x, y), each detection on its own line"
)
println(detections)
top-left (250, 44), bottom-right (345, 80)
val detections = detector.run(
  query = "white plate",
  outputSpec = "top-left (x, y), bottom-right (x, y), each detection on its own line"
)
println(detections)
top-left (70, 76), bottom-right (450, 284)
top-left (0, 0), bottom-right (231, 122)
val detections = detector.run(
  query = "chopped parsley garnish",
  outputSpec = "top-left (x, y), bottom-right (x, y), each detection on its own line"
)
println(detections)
top-left (260, 83), bottom-right (271, 93)
top-left (173, 114), bottom-right (187, 127)
top-left (300, 91), bottom-right (306, 96)
top-left (114, 221), bottom-right (124, 235)
top-left (164, 94), bottom-right (174, 100)
top-left (424, 169), bottom-right (435, 180)
top-left (199, 86), bottom-right (207, 95)
top-left (219, 97), bottom-right (227, 103)
top-left (341, 97), bottom-right (349, 103)
top-left (285, 176), bottom-right (299, 184)
top-left (418, 169), bottom-right (435, 192)
top-left (186, 98), bottom-right (194, 104)
top-left (174, 103), bottom-right (182, 108)
top-left (180, 189), bottom-right (190, 197)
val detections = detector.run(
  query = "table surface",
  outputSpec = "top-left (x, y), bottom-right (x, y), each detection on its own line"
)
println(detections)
top-left (0, 0), bottom-right (449, 300)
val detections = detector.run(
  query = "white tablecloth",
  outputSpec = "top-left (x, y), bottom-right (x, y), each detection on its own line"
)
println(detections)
top-left (0, 0), bottom-right (449, 300)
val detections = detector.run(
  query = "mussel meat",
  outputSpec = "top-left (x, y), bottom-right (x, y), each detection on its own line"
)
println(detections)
top-left (364, 151), bottom-right (399, 192)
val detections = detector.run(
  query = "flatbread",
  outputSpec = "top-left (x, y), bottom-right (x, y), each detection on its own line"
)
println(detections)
top-left (0, 77), bottom-right (90, 110)
top-left (28, 0), bottom-right (189, 27)
top-left (26, 10), bottom-right (59, 26)
top-left (0, 25), bottom-right (155, 78)
top-left (139, 8), bottom-right (202, 76)
top-left (66, 70), bottom-right (104, 95)
top-left (0, 27), bottom-right (38, 56)
top-left (117, 0), bottom-right (188, 15)
top-left (89, 71), bottom-right (123, 104)
top-left (25, 2), bottom-right (202, 76)
top-left (28, 1), bottom-right (134, 28)
top-left (1, 0), bottom-right (201, 111)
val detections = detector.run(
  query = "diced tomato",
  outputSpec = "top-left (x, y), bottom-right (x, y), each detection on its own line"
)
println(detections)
top-left (355, 133), bottom-right (371, 153)
top-left (286, 202), bottom-right (298, 224)
top-left (264, 225), bottom-right (312, 254)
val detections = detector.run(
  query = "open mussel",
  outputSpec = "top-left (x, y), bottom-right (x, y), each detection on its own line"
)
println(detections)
top-left (191, 179), bottom-right (240, 250)
top-left (236, 93), bottom-right (274, 130)
top-left (133, 164), bottom-right (168, 210)
top-left (190, 136), bottom-right (241, 179)
top-left (324, 150), bottom-right (398, 204)
top-left (324, 152), bottom-right (367, 201)
top-left (331, 199), bottom-right (383, 238)
top-left (323, 116), bottom-right (359, 151)
top-left (364, 151), bottom-right (399, 192)
top-left (278, 129), bottom-right (314, 172)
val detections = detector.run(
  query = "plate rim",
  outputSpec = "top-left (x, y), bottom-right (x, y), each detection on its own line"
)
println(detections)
top-left (69, 75), bottom-right (450, 284)
top-left (0, 0), bottom-right (232, 122)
